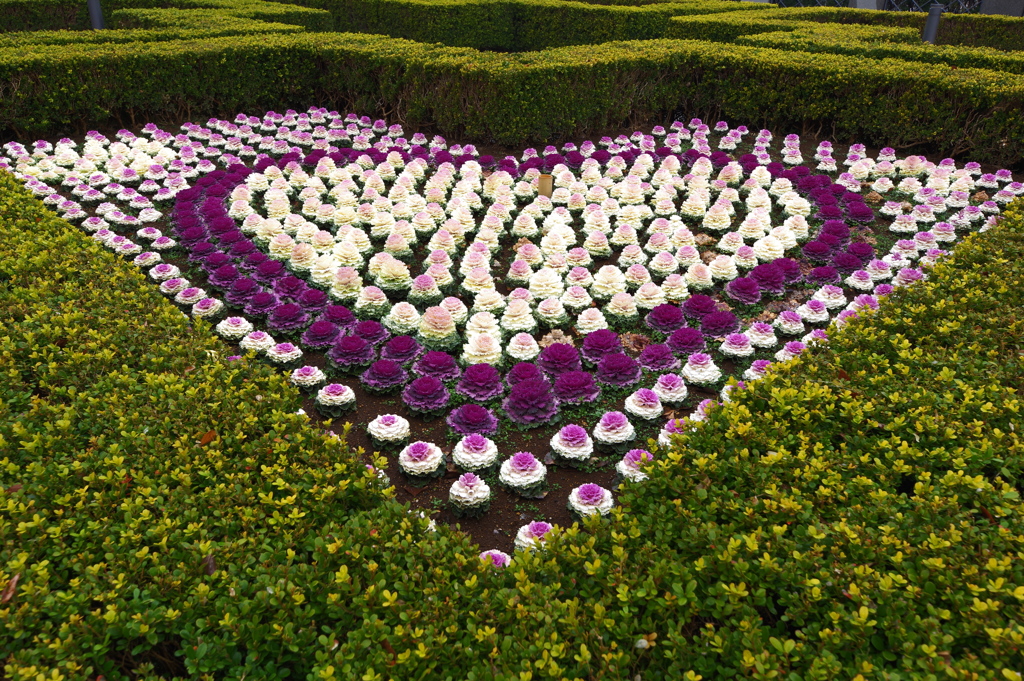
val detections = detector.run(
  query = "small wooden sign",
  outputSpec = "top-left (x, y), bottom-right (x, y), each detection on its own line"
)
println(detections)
top-left (538, 173), bottom-right (553, 198)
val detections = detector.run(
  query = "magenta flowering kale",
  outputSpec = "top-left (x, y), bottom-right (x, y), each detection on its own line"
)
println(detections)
top-left (749, 263), bottom-right (786, 296)
top-left (772, 257), bottom-right (803, 284)
top-left (552, 371), bottom-right (601, 404)
top-left (297, 288), bottom-right (328, 313)
top-left (847, 202), bottom-right (874, 223)
top-left (359, 359), bottom-right (408, 394)
top-left (681, 294), bottom-right (717, 321)
top-left (506, 361), bottom-right (546, 388)
top-left (447, 404), bottom-right (499, 436)
top-left (266, 302), bottom-right (310, 333)
top-left (667, 327), bottom-right (706, 356)
top-left (352, 319), bottom-right (390, 345)
top-left (274, 276), bottom-right (308, 302)
top-left (847, 242), bottom-right (875, 263)
top-left (300, 320), bottom-right (341, 350)
top-left (638, 343), bottom-right (680, 371)
top-left (412, 351), bottom-right (461, 381)
top-left (802, 241), bottom-right (832, 263)
top-left (537, 343), bottom-right (582, 377)
top-left (595, 352), bottom-right (642, 387)
top-left (580, 329), bottom-right (622, 365)
top-left (700, 310), bottom-right (740, 338)
top-left (807, 266), bottom-right (841, 286)
top-left (819, 221), bottom-right (851, 244)
top-left (243, 291), bottom-right (278, 318)
top-left (318, 305), bottom-right (356, 330)
top-left (254, 260), bottom-right (286, 284)
top-left (832, 252), bottom-right (862, 274)
top-left (380, 335), bottom-right (422, 364)
top-left (326, 335), bottom-right (376, 373)
top-left (502, 378), bottom-right (558, 428)
top-left (208, 264), bottom-right (240, 289)
top-left (402, 375), bottom-right (451, 416)
top-left (224, 277), bottom-right (261, 307)
top-left (725, 277), bottom-right (761, 305)
top-left (457, 363), bottom-right (504, 401)
top-left (644, 304), bottom-right (686, 334)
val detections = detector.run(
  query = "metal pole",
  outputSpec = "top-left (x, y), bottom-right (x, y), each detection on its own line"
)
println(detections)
top-left (88, 0), bottom-right (105, 29)
top-left (922, 2), bottom-right (943, 43)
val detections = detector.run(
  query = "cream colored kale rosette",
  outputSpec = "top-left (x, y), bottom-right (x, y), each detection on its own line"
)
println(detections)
top-left (448, 472), bottom-right (492, 518)
top-left (366, 413), bottom-right (410, 450)
top-left (398, 440), bottom-right (446, 482)
top-left (498, 452), bottom-right (547, 499)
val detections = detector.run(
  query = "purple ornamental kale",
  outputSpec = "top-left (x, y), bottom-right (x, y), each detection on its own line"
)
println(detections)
top-left (224, 277), bottom-right (261, 307)
top-left (318, 305), bottom-right (356, 330)
top-left (700, 311), bottom-right (740, 338)
top-left (297, 288), bottom-right (328, 313)
top-left (243, 291), bottom-right (279, 318)
top-left (749, 263), bottom-right (786, 296)
top-left (254, 259), bottom-right (286, 284)
top-left (831, 252), bottom-right (862, 275)
top-left (772, 257), bottom-right (802, 284)
top-left (403, 376), bottom-right (451, 414)
top-left (266, 303), bottom-right (310, 334)
top-left (595, 353), bottom-right (642, 387)
top-left (241, 251), bottom-right (269, 272)
top-left (580, 329), bottom-right (622, 365)
top-left (380, 335), bottom-right (422, 364)
top-left (847, 242), bottom-right (875, 263)
top-left (801, 241), bottom-right (832, 264)
top-left (208, 264), bottom-right (239, 289)
top-left (807, 266), bottom-right (841, 286)
top-left (847, 202), bottom-right (874, 223)
top-left (819, 221), bottom-right (851, 243)
top-left (447, 404), bottom-right (499, 436)
top-left (502, 378), bottom-right (558, 427)
top-left (644, 304), bottom-right (686, 334)
top-left (507, 362), bottom-right (546, 388)
top-left (274, 276), bottom-right (308, 302)
top-left (552, 371), bottom-right (601, 404)
top-left (681, 294), bottom-right (717, 321)
top-left (300, 320), bottom-right (341, 350)
top-left (412, 350), bottom-right (461, 381)
top-left (327, 335), bottom-right (375, 372)
top-left (457, 363), bottom-right (504, 401)
top-left (537, 343), bottom-right (582, 377)
top-left (638, 344), bottom-right (680, 371)
top-left (725, 277), bottom-right (761, 305)
top-left (360, 359), bottom-right (408, 393)
top-left (667, 327), bottom-right (706, 356)
top-left (352, 319), bottom-right (390, 346)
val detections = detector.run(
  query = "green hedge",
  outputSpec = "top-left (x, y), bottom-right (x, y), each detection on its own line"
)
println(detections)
top-left (738, 24), bottom-right (1024, 75)
top-left (264, 0), bottom-right (765, 51)
top-left (0, 0), bottom-right (331, 33)
top-left (0, 22), bottom-right (304, 47)
top-left (3, 172), bottom-right (1022, 678)
top-left (667, 6), bottom-right (1024, 51)
top-left (3, 32), bottom-right (1024, 165)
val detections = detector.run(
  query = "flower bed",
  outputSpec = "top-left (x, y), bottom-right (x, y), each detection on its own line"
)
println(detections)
top-left (2, 110), bottom-right (1024, 675)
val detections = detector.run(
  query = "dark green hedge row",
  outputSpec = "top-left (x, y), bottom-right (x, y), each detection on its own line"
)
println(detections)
top-left (3, 172), bottom-right (1022, 678)
top-left (3, 31), bottom-right (1023, 165)
top-left (0, 21), bottom-right (304, 47)
top-left (738, 23), bottom-right (1024, 75)
top-left (264, 0), bottom-right (763, 51)
top-left (0, 0), bottom-right (331, 33)
top-left (667, 6), bottom-right (1024, 51)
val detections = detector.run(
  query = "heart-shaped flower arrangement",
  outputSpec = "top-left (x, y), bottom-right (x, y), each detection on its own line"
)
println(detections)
top-left (5, 108), bottom-right (1019, 560)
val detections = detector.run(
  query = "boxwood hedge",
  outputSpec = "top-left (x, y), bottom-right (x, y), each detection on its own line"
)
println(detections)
top-left (1, 172), bottom-right (1023, 679)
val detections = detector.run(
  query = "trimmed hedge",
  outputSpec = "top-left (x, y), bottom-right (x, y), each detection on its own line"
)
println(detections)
top-left (3, 32), bottom-right (1024, 165)
top-left (3, 171), bottom-right (1023, 677)
top-left (738, 24), bottom-right (1024, 75)
top-left (0, 0), bottom-right (332, 33)
top-left (266, 0), bottom-right (765, 51)
top-left (666, 6), bottom-right (1024, 51)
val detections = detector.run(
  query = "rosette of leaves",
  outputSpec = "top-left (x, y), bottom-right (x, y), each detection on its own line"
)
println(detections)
top-left (402, 375), bottom-right (450, 419)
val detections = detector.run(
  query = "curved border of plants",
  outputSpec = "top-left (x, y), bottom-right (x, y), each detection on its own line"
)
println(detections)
top-left (2, 165), bottom-right (1022, 677)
